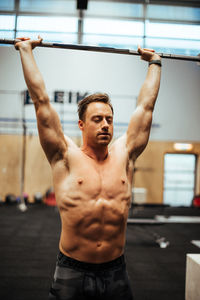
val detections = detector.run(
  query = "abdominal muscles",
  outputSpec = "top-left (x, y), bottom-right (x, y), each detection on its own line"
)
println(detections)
top-left (59, 196), bottom-right (130, 263)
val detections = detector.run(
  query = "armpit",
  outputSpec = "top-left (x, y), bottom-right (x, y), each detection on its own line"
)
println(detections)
top-left (51, 148), bottom-right (69, 170)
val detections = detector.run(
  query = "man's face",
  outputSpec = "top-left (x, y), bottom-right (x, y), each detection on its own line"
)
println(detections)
top-left (79, 102), bottom-right (113, 147)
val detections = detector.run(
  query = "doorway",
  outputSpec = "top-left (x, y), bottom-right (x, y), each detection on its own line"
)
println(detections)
top-left (163, 153), bottom-right (196, 207)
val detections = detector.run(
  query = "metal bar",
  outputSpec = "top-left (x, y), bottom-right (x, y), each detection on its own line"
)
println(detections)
top-left (0, 38), bottom-right (199, 62)
top-left (127, 218), bottom-right (164, 224)
top-left (14, 0), bottom-right (20, 40)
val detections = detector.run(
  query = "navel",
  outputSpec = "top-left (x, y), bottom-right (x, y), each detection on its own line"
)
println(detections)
top-left (121, 179), bottom-right (125, 184)
top-left (97, 241), bottom-right (102, 247)
top-left (78, 178), bottom-right (83, 185)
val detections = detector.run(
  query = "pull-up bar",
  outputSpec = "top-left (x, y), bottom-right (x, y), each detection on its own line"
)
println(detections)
top-left (0, 38), bottom-right (199, 62)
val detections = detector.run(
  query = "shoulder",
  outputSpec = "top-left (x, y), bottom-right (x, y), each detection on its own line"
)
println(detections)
top-left (110, 134), bottom-right (128, 159)
top-left (111, 134), bottom-right (137, 165)
top-left (110, 135), bottom-right (135, 177)
top-left (63, 135), bottom-right (86, 163)
top-left (64, 135), bottom-right (79, 149)
top-left (110, 133), bottom-right (127, 150)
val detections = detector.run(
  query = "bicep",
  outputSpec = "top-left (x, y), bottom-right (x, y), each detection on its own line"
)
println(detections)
top-left (126, 105), bottom-right (153, 159)
top-left (35, 100), bottom-right (68, 163)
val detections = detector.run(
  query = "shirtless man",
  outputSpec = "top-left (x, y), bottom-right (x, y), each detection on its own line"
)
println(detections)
top-left (15, 36), bottom-right (161, 300)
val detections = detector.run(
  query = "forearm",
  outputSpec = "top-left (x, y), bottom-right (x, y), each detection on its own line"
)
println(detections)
top-left (137, 62), bottom-right (161, 111)
top-left (19, 46), bottom-right (48, 103)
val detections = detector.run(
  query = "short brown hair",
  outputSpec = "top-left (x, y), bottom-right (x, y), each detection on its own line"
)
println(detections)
top-left (78, 93), bottom-right (114, 121)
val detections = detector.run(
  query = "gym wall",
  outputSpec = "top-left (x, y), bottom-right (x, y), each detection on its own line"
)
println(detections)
top-left (0, 46), bottom-right (200, 202)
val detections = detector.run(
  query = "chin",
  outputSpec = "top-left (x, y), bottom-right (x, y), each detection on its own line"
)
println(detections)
top-left (98, 140), bottom-right (111, 146)
top-left (96, 135), bottom-right (112, 146)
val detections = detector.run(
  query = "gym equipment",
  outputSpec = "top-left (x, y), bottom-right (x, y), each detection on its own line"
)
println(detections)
top-left (153, 233), bottom-right (170, 248)
top-left (0, 196), bottom-right (3, 205)
top-left (17, 98), bottom-right (28, 212)
top-left (5, 194), bottom-right (17, 205)
top-left (192, 195), bottom-right (200, 207)
top-left (45, 187), bottom-right (56, 206)
top-left (34, 192), bottom-right (43, 204)
top-left (0, 38), bottom-right (199, 62)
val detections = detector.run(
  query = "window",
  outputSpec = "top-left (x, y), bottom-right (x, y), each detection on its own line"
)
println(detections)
top-left (86, 2), bottom-right (143, 18)
top-left (145, 38), bottom-right (200, 56)
top-left (163, 154), bottom-right (196, 207)
top-left (145, 21), bottom-right (200, 56)
top-left (0, 15), bottom-right (15, 29)
top-left (0, 0), bottom-right (15, 11)
top-left (147, 5), bottom-right (200, 22)
top-left (146, 22), bottom-right (200, 40)
top-left (17, 16), bottom-right (77, 32)
top-left (16, 16), bottom-right (78, 43)
top-left (83, 18), bottom-right (144, 48)
top-left (84, 18), bottom-right (144, 36)
top-left (83, 34), bottom-right (143, 49)
top-left (0, 15), bottom-right (15, 39)
top-left (19, 0), bottom-right (76, 14)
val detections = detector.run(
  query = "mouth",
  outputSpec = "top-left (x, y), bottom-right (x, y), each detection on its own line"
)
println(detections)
top-left (97, 133), bottom-right (110, 137)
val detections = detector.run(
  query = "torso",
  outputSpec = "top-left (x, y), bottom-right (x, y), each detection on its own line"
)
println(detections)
top-left (51, 138), bottom-right (134, 263)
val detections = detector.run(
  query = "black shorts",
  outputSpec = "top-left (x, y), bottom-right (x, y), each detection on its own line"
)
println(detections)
top-left (49, 251), bottom-right (134, 300)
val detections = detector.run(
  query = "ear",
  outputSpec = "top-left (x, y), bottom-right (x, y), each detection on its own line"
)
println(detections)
top-left (78, 119), bottom-right (84, 131)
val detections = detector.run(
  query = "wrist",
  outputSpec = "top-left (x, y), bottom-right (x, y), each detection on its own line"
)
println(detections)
top-left (16, 42), bottom-right (32, 52)
top-left (19, 44), bottom-right (31, 51)
top-left (149, 53), bottom-right (161, 62)
top-left (149, 60), bottom-right (162, 67)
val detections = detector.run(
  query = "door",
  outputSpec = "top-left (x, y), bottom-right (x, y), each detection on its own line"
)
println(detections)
top-left (163, 153), bottom-right (196, 207)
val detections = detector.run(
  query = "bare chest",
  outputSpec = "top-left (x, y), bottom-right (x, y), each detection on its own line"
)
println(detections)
top-left (53, 150), bottom-right (133, 205)
top-left (71, 155), bottom-right (130, 198)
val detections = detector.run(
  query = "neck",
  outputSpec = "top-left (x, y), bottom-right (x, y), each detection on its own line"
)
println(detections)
top-left (81, 144), bottom-right (109, 161)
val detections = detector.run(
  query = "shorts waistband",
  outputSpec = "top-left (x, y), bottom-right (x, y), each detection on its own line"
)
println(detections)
top-left (57, 251), bottom-right (125, 272)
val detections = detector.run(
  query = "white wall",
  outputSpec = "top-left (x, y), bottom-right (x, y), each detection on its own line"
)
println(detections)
top-left (0, 45), bottom-right (200, 141)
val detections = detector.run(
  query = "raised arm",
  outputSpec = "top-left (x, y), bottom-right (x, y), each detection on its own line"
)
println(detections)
top-left (125, 46), bottom-right (161, 160)
top-left (15, 37), bottom-right (68, 164)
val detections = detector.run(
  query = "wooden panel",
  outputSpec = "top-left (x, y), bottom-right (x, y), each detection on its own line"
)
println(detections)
top-left (0, 135), bottom-right (22, 200)
top-left (24, 135), bottom-right (52, 202)
top-left (134, 141), bottom-right (164, 204)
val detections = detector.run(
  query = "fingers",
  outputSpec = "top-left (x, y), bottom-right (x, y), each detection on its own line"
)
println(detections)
top-left (31, 35), bottom-right (43, 49)
top-left (38, 35), bottom-right (43, 42)
top-left (137, 45), bottom-right (158, 61)
top-left (14, 36), bottom-right (43, 50)
top-left (14, 37), bottom-right (31, 50)
top-left (137, 45), bottom-right (145, 60)
top-left (138, 45), bottom-right (155, 53)
top-left (143, 48), bottom-right (155, 53)
top-left (16, 37), bottom-right (30, 41)
top-left (137, 45), bottom-right (143, 54)
top-left (16, 36), bottom-right (42, 42)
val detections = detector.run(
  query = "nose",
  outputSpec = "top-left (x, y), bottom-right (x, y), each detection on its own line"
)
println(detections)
top-left (101, 118), bottom-right (109, 131)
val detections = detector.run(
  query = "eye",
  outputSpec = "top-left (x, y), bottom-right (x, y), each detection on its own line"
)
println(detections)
top-left (106, 117), bottom-right (113, 124)
top-left (93, 117), bottom-right (101, 123)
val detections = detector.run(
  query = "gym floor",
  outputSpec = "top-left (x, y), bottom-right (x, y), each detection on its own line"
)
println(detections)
top-left (0, 204), bottom-right (200, 300)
